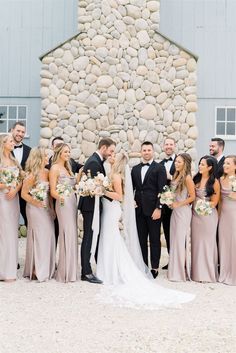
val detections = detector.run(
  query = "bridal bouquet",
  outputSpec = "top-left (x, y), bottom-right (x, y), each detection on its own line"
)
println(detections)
top-left (158, 185), bottom-right (176, 206)
top-left (194, 199), bottom-right (213, 216)
top-left (229, 175), bottom-right (236, 192)
top-left (0, 168), bottom-right (20, 189)
top-left (56, 182), bottom-right (73, 205)
top-left (77, 171), bottom-right (111, 197)
top-left (30, 183), bottom-right (49, 206)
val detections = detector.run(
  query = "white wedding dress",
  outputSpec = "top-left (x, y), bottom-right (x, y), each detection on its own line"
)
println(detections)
top-left (96, 167), bottom-right (195, 310)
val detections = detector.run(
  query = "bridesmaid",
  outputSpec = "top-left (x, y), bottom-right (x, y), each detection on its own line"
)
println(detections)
top-left (168, 153), bottom-right (195, 282)
top-left (191, 155), bottom-right (220, 283)
top-left (218, 155), bottom-right (236, 285)
top-left (0, 134), bottom-right (22, 282)
top-left (21, 147), bottom-right (55, 282)
top-left (49, 143), bottom-right (78, 282)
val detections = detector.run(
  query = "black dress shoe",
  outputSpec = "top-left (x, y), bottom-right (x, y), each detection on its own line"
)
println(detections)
top-left (151, 269), bottom-right (159, 279)
top-left (162, 264), bottom-right (168, 270)
top-left (17, 263), bottom-right (20, 270)
top-left (81, 274), bottom-right (103, 284)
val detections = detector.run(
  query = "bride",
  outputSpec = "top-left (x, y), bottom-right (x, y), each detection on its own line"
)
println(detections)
top-left (96, 152), bottom-right (195, 309)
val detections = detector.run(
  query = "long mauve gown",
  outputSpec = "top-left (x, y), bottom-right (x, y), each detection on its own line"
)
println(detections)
top-left (0, 166), bottom-right (20, 280)
top-left (55, 174), bottom-right (78, 282)
top-left (191, 188), bottom-right (218, 283)
top-left (218, 185), bottom-right (236, 285)
top-left (168, 186), bottom-right (192, 281)
top-left (23, 181), bottom-right (55, 282)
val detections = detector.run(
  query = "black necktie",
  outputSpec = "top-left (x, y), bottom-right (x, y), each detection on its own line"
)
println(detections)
top-left (14, 145), bottom-right (23, 149)
top-left (141, 162), bottom-right (150, 167)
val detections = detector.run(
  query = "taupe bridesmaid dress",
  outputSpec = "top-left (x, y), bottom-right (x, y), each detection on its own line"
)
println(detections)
top-left (218, 185), bottom-right (236, 285)
top-left (168, 186), bottom-right (192, 281)
top-left (191, 188), bottom-right (218, 283)
top-left (0, 166), bottom-right (20, 280)
top-left (23, 181), bottom-right (55, 282)
top-left (55, 174), bottom-right (78, 282)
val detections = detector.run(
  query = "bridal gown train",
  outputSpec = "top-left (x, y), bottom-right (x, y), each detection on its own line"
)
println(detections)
top-left (97, 198), bottom-right (195, 309)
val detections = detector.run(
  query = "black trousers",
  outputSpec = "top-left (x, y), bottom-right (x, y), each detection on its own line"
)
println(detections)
top-left (19, 196), bottom-right (27, 227)
top-left (161, 205), bottom-right (172, 253)
top-left (136, 211), bottom-right (161, 269)
top-left (81, 211), bottom-right (95, 276)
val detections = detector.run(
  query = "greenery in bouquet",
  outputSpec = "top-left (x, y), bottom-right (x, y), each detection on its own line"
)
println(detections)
top-left (30, 183), bottom-right (49, 206)
top-left (0, 168), bottom-right (20, 189)
top-left (56, 182), bottom-right (73, 205)
top-left (158, 185), bottom-right (176, 206)
top-left (194, 198), bottom-right (213, 216)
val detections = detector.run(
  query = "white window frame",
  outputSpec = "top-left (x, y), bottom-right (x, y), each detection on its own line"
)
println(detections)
top-left (0, 105), bottom-right (28, 136)
top-left (215, 106), bottom-right (236, 140)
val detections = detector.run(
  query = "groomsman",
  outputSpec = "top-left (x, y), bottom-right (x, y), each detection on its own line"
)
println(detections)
top-left (11, 122), bottom-right (31, 226)
top-left (78, 138), bottom-right (116, 284)
top-left (160, 137), bottom-right (176, 269)
top-left (209, 137), bottom-right (225, 178)
top-left (131, 141), bottom-right (167, 278)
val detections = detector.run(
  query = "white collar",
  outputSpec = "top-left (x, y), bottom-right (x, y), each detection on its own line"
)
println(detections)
top-left (217, 154), bottom-right (224, 162)
top-left (95, 151), bottom-right (104, 162)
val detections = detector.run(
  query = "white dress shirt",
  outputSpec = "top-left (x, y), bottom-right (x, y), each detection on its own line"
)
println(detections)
top-left (13, 144), bottom-right (23, 165)
top-left (141, 159), bottom-right (153, 183)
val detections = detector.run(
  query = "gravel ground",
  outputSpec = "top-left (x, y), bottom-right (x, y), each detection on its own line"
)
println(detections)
top-left (0, 238), bottom-right (236, 353)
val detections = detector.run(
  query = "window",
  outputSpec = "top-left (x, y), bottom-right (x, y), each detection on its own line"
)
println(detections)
top-left (0, 105), bottom-right (28, 133)
top-left (215, 107), bottom-right (236, 139)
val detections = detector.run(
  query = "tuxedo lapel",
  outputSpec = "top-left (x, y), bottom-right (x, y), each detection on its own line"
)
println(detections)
top-left (93, 152), bottom-right (105, 175)
top-left (142, 161), bottom-right (155, 184)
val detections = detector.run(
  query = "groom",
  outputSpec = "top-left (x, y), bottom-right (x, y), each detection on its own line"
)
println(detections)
top-left (131, 141), bottom-right (167, 278)
top-left (78, 138), bottom-right (116, 284)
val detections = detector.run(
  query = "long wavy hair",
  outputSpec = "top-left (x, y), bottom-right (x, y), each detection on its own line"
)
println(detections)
top-left (0, 133), bottom-right (21, 168)
top-left (52, 143), bottom-right (73, 176)
top-left (193, 155), bottom-right (217, 197)
top-left (111, 152), bottom-right (128, 193)
top-left (173, 153), bottom-right (192, 194)
top-left (222, 155), bottom-right (236, 178)
top-left (25, 147), bottom-right (46, 183)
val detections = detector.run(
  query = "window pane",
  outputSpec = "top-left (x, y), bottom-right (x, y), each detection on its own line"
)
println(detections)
top-left (18, 106), bottom-right (26, 120)
top-left (216, 122), bottom-right (225, 135)
top-left (0, 120), bottom-right (7, 133)
top-left (217, 108), bottom-right (225, 121)
top-left (226, 122), bottom-right (235, 135)
top-left (9, 106), bottom-right (17, 119)
top-left (227, 108), bottom-right (235, 122)
top-left (8, 120), bottom-right (17, 130)
top-left (0, 106), bottom-right (7, 120)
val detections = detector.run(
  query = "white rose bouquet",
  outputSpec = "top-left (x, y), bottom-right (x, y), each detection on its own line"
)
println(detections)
top-left (158, 185), bottom-right (176, 206)
top-left (0, 168), bottom-right (20, 193)
top-left (30, 183), bottom-right (49, 207)
top-left (56, 181), bottom-right (73, 206)
top-left (194, 198), bottom-right (213, 216)
top-left (229, 175), bottom-right (236, 192)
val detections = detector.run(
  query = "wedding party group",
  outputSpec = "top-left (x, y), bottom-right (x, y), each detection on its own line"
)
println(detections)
top-left (0, 121), bottom-right (235, 308)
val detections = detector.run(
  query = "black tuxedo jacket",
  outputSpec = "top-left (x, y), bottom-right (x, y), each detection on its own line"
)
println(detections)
top-left (131, 161), bottom-right (167, 217)
top-left (215, 156), bottom-right (225, 179)
top-left (160, 156), bottom-right (176, 186)
top-left (12, 143), bottom-right (31, 170)
top-left (46, 156), bottom-right (83, 174)
top-left (78, 153), bottom-right (105, 212)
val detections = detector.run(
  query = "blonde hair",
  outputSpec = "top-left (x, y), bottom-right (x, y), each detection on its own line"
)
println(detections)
top-left (112, 152), bottom-right (128, 193)
top-left (173, 153), bottom-right (192, 193)
top-left (52, 143), bottom-right (73, 176)
top-left (0, 133), bottom-right (21, 168)
top-left (25, 147), bottom-right (46, 183)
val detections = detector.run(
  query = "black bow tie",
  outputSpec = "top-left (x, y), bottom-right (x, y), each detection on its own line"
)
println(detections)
top-left (14, 145), bottom-right (23, 149)
top-left (164, 157), bottom-right (172, 162)
top-left (141, 162), bottom-right (150, 167)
